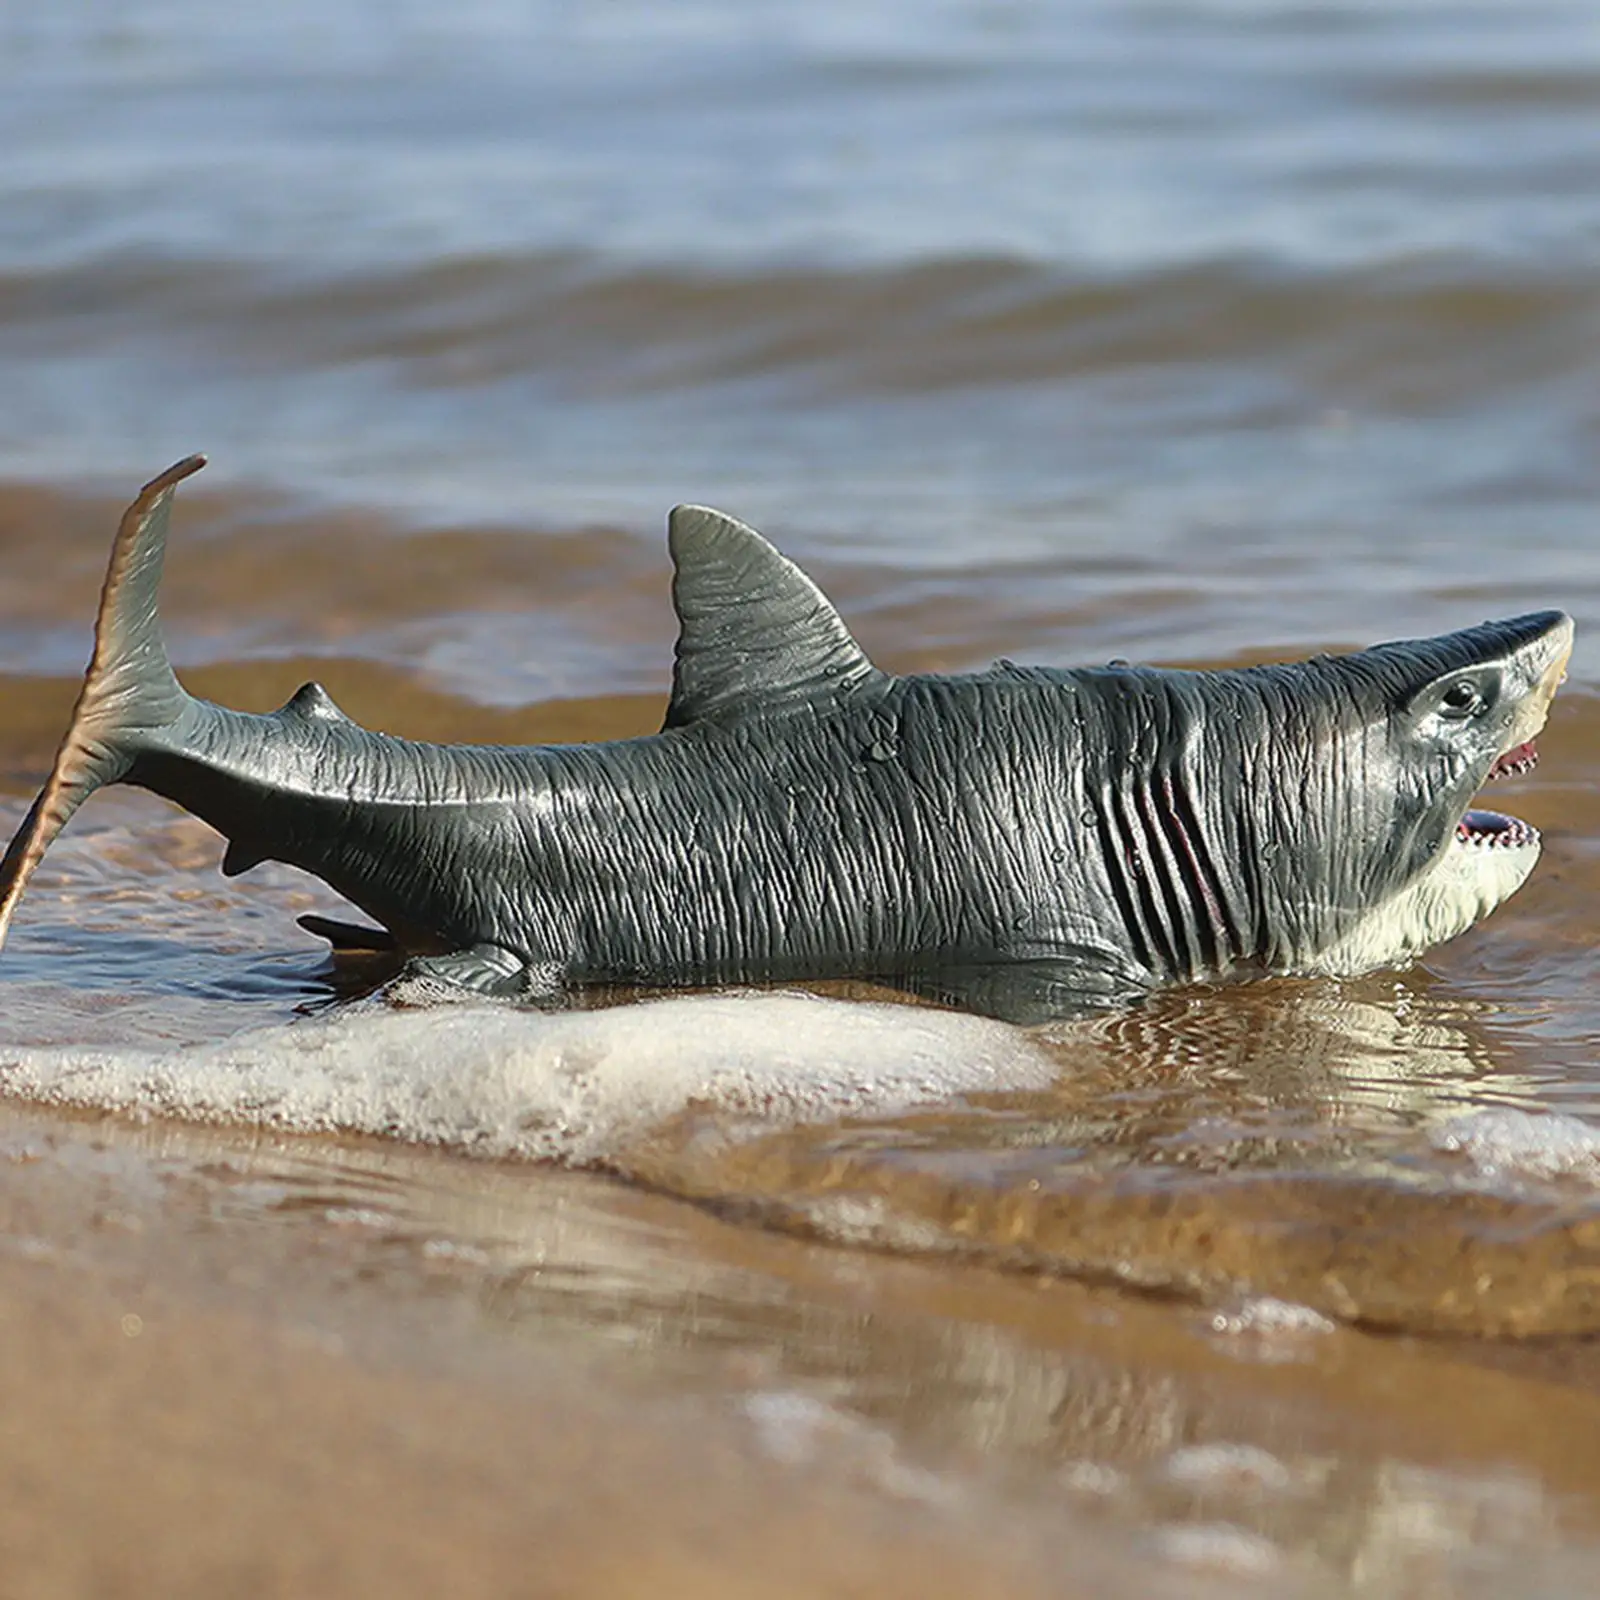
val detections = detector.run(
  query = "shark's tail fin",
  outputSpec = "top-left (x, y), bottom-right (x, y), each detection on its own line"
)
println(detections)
top-left (0, 455), bottom-right (206, 950)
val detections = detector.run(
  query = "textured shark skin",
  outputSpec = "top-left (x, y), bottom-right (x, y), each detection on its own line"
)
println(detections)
top-left (0, 459), bottom-right (1574, 1021)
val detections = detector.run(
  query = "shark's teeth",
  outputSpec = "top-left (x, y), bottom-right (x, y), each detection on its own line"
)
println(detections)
top-left (1460, 739), bottom-right (1542, 849)
top-left (1455, 809), bottom-right (1540, 849)
top-left (1487, 739), bottom-right (1539, 781)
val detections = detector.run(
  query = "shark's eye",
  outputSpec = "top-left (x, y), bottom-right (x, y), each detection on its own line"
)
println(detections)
top-left (1439, 679), bottom-right (1485, 717)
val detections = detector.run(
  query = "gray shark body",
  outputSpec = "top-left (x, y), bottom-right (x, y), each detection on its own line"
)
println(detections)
top-left (0, 459), bottom-right (1574, 1021)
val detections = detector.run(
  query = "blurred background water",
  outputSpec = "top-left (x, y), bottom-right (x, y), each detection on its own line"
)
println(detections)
top-left (0, 0), bottom-right (1596, 689)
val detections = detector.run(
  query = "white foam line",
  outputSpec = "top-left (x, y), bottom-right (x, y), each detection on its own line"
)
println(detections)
top-left (1433, 1107), bottom-right (1600, 1187)
top-left (0, 990), bottom-right (1060, 1166)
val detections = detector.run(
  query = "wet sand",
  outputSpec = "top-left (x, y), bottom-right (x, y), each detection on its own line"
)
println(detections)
top-left (0, 1131), bottom-right (1100, 1600)
top-left (6, 1101), bottom-right (1600, 1599)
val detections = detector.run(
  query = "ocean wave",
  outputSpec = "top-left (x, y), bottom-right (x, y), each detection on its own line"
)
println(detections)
top-left (1, 250), bottom-right (1592, 404)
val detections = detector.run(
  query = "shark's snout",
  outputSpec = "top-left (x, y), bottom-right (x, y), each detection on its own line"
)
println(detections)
top-left (1503, 609), bottom-right (1573, 751)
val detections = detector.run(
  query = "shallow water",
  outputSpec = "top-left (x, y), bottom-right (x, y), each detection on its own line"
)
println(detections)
top-left (3, 0), bottom-right (1600, 1591)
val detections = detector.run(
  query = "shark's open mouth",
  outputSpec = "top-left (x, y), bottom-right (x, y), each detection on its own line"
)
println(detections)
top-left (1457, 739), bottom-right (1541, 849)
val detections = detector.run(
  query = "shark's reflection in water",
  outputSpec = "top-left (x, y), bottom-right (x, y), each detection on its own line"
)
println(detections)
top-left (624, 975), bottom-right (1600, 1337)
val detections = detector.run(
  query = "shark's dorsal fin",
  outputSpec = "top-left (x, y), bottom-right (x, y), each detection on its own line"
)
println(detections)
top-left (664, 505), bottom-right (880, 729)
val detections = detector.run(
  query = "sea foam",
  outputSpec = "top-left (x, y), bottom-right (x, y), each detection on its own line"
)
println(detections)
top-left (1432, 1107), bottom-right (1600, 1188)
top-left (0, 990), bottom-right (1059, 1166)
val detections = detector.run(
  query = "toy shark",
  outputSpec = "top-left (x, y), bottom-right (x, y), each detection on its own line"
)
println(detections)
top-left (0, 458), bottom-right (1572, 1021)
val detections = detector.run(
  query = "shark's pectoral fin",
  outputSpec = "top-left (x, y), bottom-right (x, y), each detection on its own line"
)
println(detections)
top-left (387, 943), bottom-right (557, 1006)
top-left (895, 957), bottom-right (1143, 1027)
top-left (297, 913), bottom-right (399, 953)
top-left (222, 838), bottom-right (270, 878)
top-left (663, 505), bottom-right (884, 729)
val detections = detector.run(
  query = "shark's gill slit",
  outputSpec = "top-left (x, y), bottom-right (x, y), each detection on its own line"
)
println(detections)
top-left (1132, 777), bottom-right (1204, 976)
top-left (1089, 800), bottom-right (1156, 974)
top-left (1153, 770), bottom-right (1227, 971)
top-left (1167, 770), bottom-right (1246, 966)
top-left (1109, 784), bottom-right (1177, 979)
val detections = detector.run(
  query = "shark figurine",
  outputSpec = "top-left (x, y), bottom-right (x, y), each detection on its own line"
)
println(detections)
top-left (0, 458), bottom-right (1573, 1021)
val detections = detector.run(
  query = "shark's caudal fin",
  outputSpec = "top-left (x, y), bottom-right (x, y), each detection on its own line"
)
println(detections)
top-left (0, 455), bottom-right (206, 950)
top-left (663, 504), bottom-right (882, 729)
